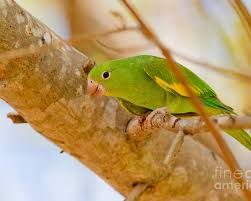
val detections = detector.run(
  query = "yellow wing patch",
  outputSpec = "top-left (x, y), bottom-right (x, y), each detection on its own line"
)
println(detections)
top-left (154, 76), bottom-right (192, 97)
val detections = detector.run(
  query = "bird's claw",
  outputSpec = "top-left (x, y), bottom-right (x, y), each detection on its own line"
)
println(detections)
top-left (144, 107), bottom-right (169, 129)
top-left (125, 107), bottom-right (169, 141)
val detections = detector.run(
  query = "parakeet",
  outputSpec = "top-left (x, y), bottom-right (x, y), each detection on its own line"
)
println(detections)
top-left (87, 55), bottom-right (251, 150)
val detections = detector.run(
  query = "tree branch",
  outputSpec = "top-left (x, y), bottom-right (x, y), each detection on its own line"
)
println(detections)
top-left (127, 113), bottom-right (251, 139)
top-left (69, 26), bottom-right (138, 44)
top-left (0, 1), bottom-right (248, 201)
top-left (230, 0), bottom-right (251, 41)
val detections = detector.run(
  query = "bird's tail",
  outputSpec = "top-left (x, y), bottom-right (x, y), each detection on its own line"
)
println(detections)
top-left (202, 97), bottom-right (251, 150)
top-left (224, 129), bottom-right (251, 150)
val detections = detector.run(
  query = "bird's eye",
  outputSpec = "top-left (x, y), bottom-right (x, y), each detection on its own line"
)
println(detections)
top-left (102, 71), bottom-right (110, 79)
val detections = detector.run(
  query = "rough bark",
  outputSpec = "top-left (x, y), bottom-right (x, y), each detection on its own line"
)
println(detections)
top-left (0, 1), bottom-right (247, 201)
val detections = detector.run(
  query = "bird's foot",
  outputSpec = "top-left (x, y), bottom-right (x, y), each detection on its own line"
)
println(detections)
top-left (144, 107), bottom-right (169, 129)
top-left (125, 114), bottom-right (149, 141)
top-left (126, 107), bottom-right (169, 141)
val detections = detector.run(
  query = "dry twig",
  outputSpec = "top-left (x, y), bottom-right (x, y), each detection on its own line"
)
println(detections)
top-left (230, 0), bottom-right (251, 41)
top-left (171, 50), bottom-right (251, 82)
top-left (68, 26), bottom-right (138, 44)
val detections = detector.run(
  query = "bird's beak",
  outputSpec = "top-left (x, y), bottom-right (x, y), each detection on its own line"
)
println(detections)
top-left (87, 79), bottom-right (106, 97)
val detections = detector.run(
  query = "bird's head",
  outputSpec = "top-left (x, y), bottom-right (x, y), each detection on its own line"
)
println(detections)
top-left (87, 59), bottom-right (124, 98)
top-left (86, 55), bottom-right (157, 98)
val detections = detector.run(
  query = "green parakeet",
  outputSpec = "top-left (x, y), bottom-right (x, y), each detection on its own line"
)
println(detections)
top-left (87, 55), bottom-right (251, 150)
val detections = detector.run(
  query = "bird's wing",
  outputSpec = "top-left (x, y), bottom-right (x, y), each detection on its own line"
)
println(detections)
top-left (144, 62), bottom-right (216, 98)
top-left (144, 62), bottom-right (233, 114)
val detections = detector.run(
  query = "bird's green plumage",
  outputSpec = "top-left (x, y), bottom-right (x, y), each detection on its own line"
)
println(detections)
top-left (88, 55), bottom-right (251, 150)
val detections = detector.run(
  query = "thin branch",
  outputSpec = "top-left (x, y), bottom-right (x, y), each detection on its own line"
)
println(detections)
top-left (68, 26), bottom-right (138, 44)
top-left (230, 0), bottom-right (251, 41)
top-left (95, 39), bottom-right (151, 54)
top-left (127, 113), bottom-right (251, 137)
top-left (120, 0), bottom-right (251, 200)
top-left (171, 49), bottom-right (251, 82)
top-left (110, 10), bottom-right (127, 29)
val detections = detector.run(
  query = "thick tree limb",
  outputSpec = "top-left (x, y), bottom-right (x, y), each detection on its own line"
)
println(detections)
top-left (0, 1), bottom-right (247, 201)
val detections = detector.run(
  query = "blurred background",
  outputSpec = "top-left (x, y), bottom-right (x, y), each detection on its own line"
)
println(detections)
top-left (1, 0), bottom-right (251, 200)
